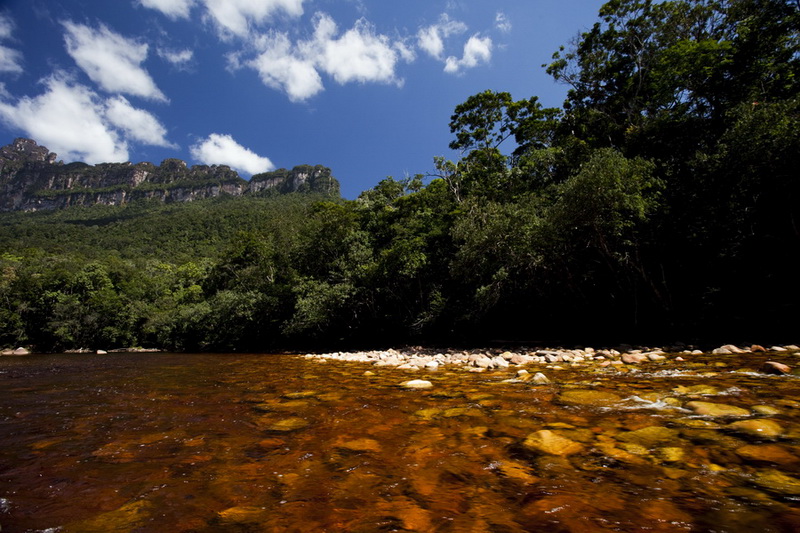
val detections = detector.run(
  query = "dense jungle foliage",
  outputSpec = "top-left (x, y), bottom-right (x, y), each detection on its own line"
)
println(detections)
top-left (1, 0), bottom-right (798, 351)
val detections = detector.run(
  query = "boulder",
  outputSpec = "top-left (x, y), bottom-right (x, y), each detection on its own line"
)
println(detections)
top-left (12, 347), bottom-right (30, 356)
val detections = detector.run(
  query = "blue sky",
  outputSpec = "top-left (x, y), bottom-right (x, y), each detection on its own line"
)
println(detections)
top-left (0, 0), bottom-right (603, 199)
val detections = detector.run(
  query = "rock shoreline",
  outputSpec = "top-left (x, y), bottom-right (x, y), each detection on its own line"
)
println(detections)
top-left (303, 343), bottom-right (800, 372)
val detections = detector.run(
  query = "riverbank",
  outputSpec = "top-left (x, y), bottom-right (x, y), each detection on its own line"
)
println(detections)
top-left (303, 343), bottom-right (800, 373)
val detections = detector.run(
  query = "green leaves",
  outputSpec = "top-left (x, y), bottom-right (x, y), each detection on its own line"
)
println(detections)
top-left (552, 148), bottom-right (659, 258)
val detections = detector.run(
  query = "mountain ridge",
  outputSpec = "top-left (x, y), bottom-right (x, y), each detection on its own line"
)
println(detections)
top-left (0, 138), bottom-right (340, 211)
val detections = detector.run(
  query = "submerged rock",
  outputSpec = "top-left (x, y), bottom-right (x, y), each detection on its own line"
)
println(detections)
top-left (616, 426), bottom-right (681, 448)
top-left (735, 444), bottom-right (799, 465)
top-left (64, 500), bottom-right (152, 532)
top-left (751, 469), bottom-right (800, 496)
top-left (726, 419), bottom-right (784, 439)
top-left (217, 506), bottom-right (270, 526)
top-left (672, 384), bottom-right (720, 396)
top-left (282, 390), bottom-right (318, 399)
top-left (522, 430), bottom-right (585, 456)
top-left (557, 389), bottom-right (622, 407)
top-left (263, 417), bottom-right (310, 433)
top-left (655, 447), bottom-right (685, 462)
top-left (751, 405), bottom-right (782, 416)
top-left (334, 437), bottom-right (382, 453)
top-left (685, 401), bottom-right (750, 417)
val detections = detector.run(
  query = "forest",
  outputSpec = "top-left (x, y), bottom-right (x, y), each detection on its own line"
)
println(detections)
top-left (1, 0), bottom-right (798, 352)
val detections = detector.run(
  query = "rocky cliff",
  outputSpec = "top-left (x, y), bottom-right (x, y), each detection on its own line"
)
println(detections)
top-left (0, 138), bottom-right (340, 211)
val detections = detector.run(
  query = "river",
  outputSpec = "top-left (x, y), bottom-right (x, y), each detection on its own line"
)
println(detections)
top-left (1, 351), bottom-right (799, 532)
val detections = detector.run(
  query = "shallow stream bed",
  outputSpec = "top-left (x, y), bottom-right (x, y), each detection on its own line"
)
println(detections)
top-left (1, 351), bottom-right (800, 532)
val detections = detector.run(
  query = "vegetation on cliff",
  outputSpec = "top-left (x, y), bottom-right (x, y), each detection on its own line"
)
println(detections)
top-left (0, 0), bottom-right (797, 351)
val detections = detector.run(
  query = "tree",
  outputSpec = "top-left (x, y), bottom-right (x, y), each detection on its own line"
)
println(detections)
top-left (446, 90), bottom-right (561, 201)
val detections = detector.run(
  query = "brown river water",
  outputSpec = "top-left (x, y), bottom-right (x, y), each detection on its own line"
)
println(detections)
top-left (1, 351), bottom-right (800, 532)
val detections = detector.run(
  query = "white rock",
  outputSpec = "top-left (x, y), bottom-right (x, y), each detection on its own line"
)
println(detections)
top-left (531, 372), bottom-right (551, 385)
top-left (400, 379), bottom-right (433, 389)
top-left (493, 357), bottom-right (510, 369)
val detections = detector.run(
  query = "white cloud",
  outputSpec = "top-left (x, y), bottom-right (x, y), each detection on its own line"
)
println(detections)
top-left (0, 13), bottom-right (14, 40)
top-left (190, 133), bottom-right (273, 175)
top-left (495, 12), bottom-right (512, 33)
top-left (0, 74), bottom-right (176, 163)
top-left (0, 75), bottom-right (128, 163)
top-left (243, 12), bottom-right (405, 102)
top-left (62, 21), bottom-right (167, 101)
top-left (444, 34), bottom-right (492, 74)
top-left (0, 14), bottom-right (22, 74)
top-left (314, 15), bottom-right (401, 85)
top-left (138, 0), bottom-right (196, 20)
top-left (105, 95), bottom-right (176, 148)
top-left (247, 32), bottom-right (322, 102)
top-left (202, 0), bottom-right (305, 38)
top-left (394, 40), bottom-right (415, 63)
top-left (0, 44), bottom-right (22, 74)
top-left (157, 47), bottom-right (194, 67)
top-left (417, 14), bottom-right (466, 60)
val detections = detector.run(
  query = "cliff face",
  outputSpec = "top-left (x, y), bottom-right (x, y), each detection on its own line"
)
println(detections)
top-left (0, 138), bottom-right (340, 211)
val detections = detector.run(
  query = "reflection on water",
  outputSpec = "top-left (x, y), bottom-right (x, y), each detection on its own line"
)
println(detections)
top-left (1, 352), bottom-right (800, 532)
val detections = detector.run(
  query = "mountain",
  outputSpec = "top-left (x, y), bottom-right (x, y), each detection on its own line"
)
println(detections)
top-left (0, 138), bottom-right (340, 211)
